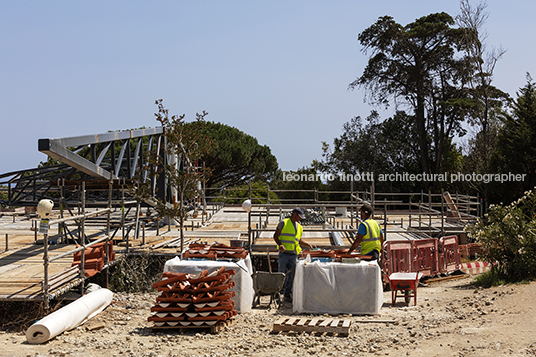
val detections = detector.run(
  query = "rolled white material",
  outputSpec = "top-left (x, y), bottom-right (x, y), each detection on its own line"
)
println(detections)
top-left (26, 288), bottom-right (114, 344)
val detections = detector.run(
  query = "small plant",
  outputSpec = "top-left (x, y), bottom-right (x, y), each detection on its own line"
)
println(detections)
top-left (470, 187), bottom-right (536, 284)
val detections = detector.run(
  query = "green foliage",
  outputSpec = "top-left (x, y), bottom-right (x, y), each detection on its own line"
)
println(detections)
top-left (273, 166), bottom-right (330, 202)
top-left (0, 186), bottom-right (8, 208)
top-left (218, 181), bottom-right (280, 205)
top-left (472, 269), bottom-right (507, 288)
top-left (186, 121), bottom-right (279, 189)
top-left (469, 187), bottom-right (536, 283)
top-left (492, 74), bottom-right (536, 203)
top-left (318, 111), bottom-right (424, 193)
top-left (351, 12), bottom-right (473, 183)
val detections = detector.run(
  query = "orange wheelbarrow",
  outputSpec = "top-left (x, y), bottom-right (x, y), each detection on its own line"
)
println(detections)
top-left (387, 272), bottom-right (423, 306)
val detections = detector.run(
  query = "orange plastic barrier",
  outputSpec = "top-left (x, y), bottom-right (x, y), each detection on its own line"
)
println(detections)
top-left (439, 235), bottom-right (461, 273)
top-left (382, 236), bottom-right (461, 279)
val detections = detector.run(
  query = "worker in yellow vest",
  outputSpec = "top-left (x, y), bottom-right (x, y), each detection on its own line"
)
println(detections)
top-left (273, 207), bottom-right (316, 303)
top-left (347, 203), bottom-right (384, 261)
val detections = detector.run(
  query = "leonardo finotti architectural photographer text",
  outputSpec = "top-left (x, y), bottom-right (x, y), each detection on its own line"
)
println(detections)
top-left (282, 171), bottom-right (526, 184)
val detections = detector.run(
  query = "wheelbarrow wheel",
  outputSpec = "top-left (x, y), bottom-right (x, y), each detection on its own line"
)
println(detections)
top-left (404, 290), bottom-right (413, 304)
top-left (252, 293), bottom-right (259, 308)
top-left (274, 292), bottom-right (282, 309)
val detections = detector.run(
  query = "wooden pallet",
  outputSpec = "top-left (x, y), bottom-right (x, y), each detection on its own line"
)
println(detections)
top-left (272, 317), bottom-right (351, 336)
top-left (150, 318), bottom-right (235, 333)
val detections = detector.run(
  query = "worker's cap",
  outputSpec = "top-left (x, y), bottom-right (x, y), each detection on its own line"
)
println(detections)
top-left (360, 203), bottom-right (373, 215)
top-left (292, 207), bottom-right (305, 219)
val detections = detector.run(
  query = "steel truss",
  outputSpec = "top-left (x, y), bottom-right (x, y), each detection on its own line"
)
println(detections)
top-left (0, 127), bottom-right (165, 206)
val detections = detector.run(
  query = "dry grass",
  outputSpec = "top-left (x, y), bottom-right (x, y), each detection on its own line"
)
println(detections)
top-left (0, 300), bottom-right (63, 332)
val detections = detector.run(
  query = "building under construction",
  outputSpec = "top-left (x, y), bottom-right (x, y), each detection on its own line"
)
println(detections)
top-left (0, 127), bottom-right (481, 310)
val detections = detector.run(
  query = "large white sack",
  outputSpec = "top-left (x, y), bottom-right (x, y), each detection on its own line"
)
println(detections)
top-left (26, 288), bottom-right (114, 344)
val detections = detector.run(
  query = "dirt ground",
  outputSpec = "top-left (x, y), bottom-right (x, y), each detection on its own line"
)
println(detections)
top-left (1, 274), bottom-right (536, 357)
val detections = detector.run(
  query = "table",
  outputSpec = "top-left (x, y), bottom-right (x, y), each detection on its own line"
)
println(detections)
top-left (163, 256), bottom-right (254, 313)
top-left (293, 260), bottom-right (383, 315)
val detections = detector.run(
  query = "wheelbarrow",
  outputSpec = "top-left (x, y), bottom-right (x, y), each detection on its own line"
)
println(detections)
top-left (251, 252), bottom-right (286, 309)
top-left (387, 272), bottom-right (423, 306)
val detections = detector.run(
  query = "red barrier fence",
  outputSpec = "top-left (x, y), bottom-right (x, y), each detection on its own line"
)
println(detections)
top-left (382, 235), bottom-right (461, 278)
top-left (439, 236), bottom-right (461, 274)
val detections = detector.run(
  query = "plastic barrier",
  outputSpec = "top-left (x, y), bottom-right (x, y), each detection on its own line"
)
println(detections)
top-left (382, 236), bottom-right (461, 278)
top-left (413, 239), bottom-right (438, 276)
top-left (382, 241), bottom-right (413, 277)
top-left (439, 235), bottom-right (461, 273)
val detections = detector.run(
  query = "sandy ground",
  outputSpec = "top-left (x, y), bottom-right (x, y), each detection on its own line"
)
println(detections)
top-left (1, 274), bottom-right (535, 357)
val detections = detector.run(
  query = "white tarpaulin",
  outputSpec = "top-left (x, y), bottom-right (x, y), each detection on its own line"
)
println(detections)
top-left (163, 256), bottom-right (254, 313)
top-left (293, 260), bottom-right (383, 315)
top-left (26, 288), bottom-right (114, 344)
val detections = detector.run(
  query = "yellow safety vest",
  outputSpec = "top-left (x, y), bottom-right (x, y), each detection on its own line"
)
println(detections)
top-left (360, 218), bottom-right (381, 255)
top-left (278, 218), bottom-right (303, 255)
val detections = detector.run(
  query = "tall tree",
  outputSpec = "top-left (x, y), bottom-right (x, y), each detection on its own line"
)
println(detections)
top-left (350, 12), bottom-right (470, 187)
top-left (455, 0), bottom-right (509, 207)
top-left (492, 74), bottom-right (536, 203)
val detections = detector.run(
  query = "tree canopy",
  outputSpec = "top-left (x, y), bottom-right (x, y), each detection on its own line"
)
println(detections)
top-left (350, 12), bottom-right (471, 185)
top-left (492, 74), bottom-right (536, 202)
top-left (186, 121), bottom-right (279, 189)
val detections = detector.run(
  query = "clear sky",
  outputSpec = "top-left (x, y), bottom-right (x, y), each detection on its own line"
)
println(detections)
top-left (1, 1), bottom-right (533, 175)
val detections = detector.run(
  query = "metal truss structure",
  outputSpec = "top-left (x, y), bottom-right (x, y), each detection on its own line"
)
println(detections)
top-left (0, 127), bottom-right (165, 206)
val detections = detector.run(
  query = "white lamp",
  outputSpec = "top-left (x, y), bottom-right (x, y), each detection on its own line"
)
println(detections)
top-left (241, 199), bottom-right (252, 213)
top-left (37, 199), bottom-right (54, 218)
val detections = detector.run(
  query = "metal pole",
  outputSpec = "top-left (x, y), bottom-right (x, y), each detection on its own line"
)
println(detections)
top-left (81, 181), bottom-right (86, 244)
top-left (107, 173), bottom-right (112, 236)
top-left (43, 232), bottom-right (49, 310)
top-left (383, 198), bottom-right (387, 241)
top-left (441, 188), bottom-right (444, 235)
top-left (248, 180), bottom-right (252, 248)
top-left (428, 188), bottom-right (432, 229)
top-left (350, 179), bottom-right (354, 227)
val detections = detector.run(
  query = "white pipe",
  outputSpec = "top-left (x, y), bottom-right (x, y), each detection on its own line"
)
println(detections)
top-left (26, 288), bottom-right (114, 344)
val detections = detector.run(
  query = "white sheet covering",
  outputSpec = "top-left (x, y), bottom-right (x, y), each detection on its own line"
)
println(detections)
top-left (26, 288), bottom-right (114, 344)
top-left (293, 260), bottom-right (383, 315)
top-left (163, 256), bottom-right (254, 313)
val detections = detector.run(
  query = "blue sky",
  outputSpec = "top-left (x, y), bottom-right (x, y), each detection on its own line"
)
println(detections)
top-left (1, 1), bottom-right (534, 175)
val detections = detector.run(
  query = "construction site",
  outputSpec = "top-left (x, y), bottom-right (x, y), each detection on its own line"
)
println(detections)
top-left (0, 126), bottom-right (523, 357)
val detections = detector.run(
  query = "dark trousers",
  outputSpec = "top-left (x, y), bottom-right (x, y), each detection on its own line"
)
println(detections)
top-left (362, 249), bottom-right (380, 261)
top-left (278, 252), bottom-right (297, 297)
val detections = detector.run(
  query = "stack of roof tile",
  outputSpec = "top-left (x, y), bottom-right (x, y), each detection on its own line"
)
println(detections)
top-left (182, 243), bottom-right (248, 260)
top-left (72, 241), bottom-right (115, 277)
top-left (300, 249), bottom-right (367, 261)
top-left (299, 249), bottom-right (337, 259)
top-left (148, 266), bottom-right (238, 328)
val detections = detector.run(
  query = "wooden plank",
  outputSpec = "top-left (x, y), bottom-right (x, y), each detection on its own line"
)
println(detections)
top-left (308, 319), bottom-right (319, 327)
top-left (354, 319), bottom-right (397, 324)
top-left (319, 319), bottom-right (331, 327)
top-left (296, 319), bottom-right (308, 326)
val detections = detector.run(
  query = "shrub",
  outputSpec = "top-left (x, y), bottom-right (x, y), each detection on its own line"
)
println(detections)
top-left (470, 187), bottom-right (536, 282)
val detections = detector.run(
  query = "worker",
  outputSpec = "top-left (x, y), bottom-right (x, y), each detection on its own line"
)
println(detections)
top-left (273, 207), bottom-right (316, 303)
top-left (347, 203), bottom-right (384, 261)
